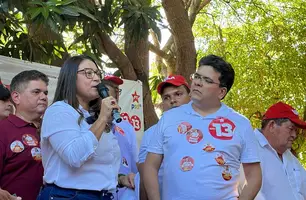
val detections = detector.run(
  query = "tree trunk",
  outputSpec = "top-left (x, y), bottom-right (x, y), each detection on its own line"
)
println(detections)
top-left (124, 32), bottom-right (159, 130)
top-left (162, 0), bottom-right (196, 81)
top-left (99, 31), bottom-right (158, 129)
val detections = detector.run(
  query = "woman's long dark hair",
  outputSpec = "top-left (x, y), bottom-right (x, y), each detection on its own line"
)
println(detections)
top-left (53, 55), bottom-right (101, 123)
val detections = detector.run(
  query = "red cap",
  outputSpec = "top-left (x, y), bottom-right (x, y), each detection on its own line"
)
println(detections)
top-left (157, 75), bottom-right (189, 95)
top-left (263, 102), bottom-right (306, 129)
top-left (0, 80), bottom-right (10, 90)
top-left (104, 75), bottom-right (123, 85)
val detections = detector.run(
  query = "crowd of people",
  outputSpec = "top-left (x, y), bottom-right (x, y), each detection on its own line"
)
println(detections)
top-left (0, 54), bottom-right (305, 200)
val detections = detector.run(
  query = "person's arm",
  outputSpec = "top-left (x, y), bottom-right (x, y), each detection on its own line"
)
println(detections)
top-left (239, 162), bottom-right (262, 200)
top-left (238, 120), bottom-right (261, 200)
top-left (138, 127), bottom-right (155, 200)
top-left (143, 153), bottom-right (163, 200)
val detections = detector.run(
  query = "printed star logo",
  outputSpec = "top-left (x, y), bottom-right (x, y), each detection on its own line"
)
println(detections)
top-left (132, 91), bottom-right (140, 103)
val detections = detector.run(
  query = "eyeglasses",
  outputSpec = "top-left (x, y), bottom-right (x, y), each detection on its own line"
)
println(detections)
top-left (190, 73), bottom-right (223, 86)
top-left (77, 68), bottom-right (103, 79)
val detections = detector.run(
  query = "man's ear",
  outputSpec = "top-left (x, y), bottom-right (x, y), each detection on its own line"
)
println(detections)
top-left (267, 120), bottom-right (277, 133)
top-left (218, 87), bottom-right (227, 100)
top-left (11, 91), bottom-right (21, 105)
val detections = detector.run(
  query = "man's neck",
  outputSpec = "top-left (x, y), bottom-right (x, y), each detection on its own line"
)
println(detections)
top-left (262, 130), bottom-right (286, 159)
top-left (191, 101), bottom-right (222, 117)
top-left (15, 111), bottom-right (41, 124)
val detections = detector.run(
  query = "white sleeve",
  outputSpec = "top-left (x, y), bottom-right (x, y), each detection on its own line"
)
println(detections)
top-left (42, 105), bottom-right (98, 168)
top-left (240, 122), bottom-right (260, 163)
top-left (129, 123), bottom-right (139, 173)
top-left (138, 127), bottom-right (153, 163)
top-left (147, 118), bottom-right (164, 155)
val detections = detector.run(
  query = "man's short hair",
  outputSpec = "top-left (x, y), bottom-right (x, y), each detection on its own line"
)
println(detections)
top-left (261, 118), bottom-right (290, 129)
top-left (198, 55), bottom-right (235, 96)
top-left (10, 70), bottom-right (49, 93)
top-left (160, 83), bottom-right (190, 96)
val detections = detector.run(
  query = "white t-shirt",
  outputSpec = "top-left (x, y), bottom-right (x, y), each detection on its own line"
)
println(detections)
top-left (139, 124), bottom-right (164, 193)
top-left (254, 129), bottom-right (306, 200)
top-left (147, 102), bottom-right (259, 200)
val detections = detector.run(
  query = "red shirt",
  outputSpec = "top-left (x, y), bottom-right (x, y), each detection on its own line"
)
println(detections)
top-left (0, 115), bottom-right (43, 200)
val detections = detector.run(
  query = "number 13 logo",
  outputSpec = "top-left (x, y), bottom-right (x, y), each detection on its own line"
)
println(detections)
top-left (208, 117), bottom-right (236, 140)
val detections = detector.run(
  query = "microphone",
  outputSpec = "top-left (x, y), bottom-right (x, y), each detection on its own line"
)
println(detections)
top-left (96, 83), bottom-right (122, 123)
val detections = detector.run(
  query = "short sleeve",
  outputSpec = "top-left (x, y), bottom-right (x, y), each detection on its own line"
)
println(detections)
top-left (240, 122), bottom-right (260, 163)
top-left (138, 125), bottom-right (156, 163)
top-left (146, 117), bottom-right (165, 155)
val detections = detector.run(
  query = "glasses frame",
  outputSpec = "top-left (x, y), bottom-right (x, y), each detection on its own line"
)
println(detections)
top-left (190, 73), bottom-right (225, 87)
top-left (77, 68), bottom-right (104, 79)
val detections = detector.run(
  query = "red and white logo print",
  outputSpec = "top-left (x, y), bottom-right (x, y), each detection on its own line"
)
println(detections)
top-left (180, 156), bottom-right (195, 172)
top-left (222, 165), bottom-right (232, 181)
top-left (203, 143), bottom-right (215, 152)
top-left (208, 117), bottom-right (236, 140)
top-left (215, 153), bottom-right (226, 165)
top-left (22, 134), bottom-right (38, 146)
top-left (10, 140), bottom-right (24, 153)
top-left (31, 147), bottom-right (42, 161)
top-left (177, 122), bottom-right (192, 134)
top-left (115, 126), bottom-right (125, 136)
top-left (186, 129), bottom-right (203, 144)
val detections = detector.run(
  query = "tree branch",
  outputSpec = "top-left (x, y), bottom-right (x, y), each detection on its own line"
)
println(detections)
top-left (149, 42), bottom-right (171, 60)
top-left (98, 32), bottom-right (137, 80)
top-left (197, 0), bottom-right (211, 13)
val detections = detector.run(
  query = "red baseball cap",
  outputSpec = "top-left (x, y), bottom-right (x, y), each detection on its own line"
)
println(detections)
top-left (263, 102), bottom-right (306, 129)
top-left (104, 75), bottom-right (123, 85)
top-left (0, 80), bottom-right (10, 90)
top-left (157, 75), bottom-right (189, 95)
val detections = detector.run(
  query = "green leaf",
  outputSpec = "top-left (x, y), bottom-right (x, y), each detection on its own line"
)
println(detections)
top-left (59, 6), bottom-right (80, 16)
top-left (61, 0), bottom-right (78, 6)
top-left (50, 7), bottom-right (63, 14)
top-left (28, 1), bottom-right (44, 6)
top-left (67, 6), bottom-right (98, 21)
top-left (46, 18), bottom-right (58, 33)
top-left (28, 7), bottom-right (42, 20)
top-left (42, 7), bottom-right (49, 19)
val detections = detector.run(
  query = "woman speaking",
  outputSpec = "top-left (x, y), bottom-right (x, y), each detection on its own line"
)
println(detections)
top-left (38, 55), bottom-right (133, 200)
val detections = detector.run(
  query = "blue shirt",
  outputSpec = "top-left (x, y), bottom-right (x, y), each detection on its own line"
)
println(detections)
top-left (113, 120), bottom-right (138, 199)
top-left (41, 101), bottom-right (121, 192)
top-left (148, 102), bottom-right (259, 200)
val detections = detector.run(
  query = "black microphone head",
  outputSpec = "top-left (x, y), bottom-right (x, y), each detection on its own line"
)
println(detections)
top-left (96, 83), bottom-right (109, 99)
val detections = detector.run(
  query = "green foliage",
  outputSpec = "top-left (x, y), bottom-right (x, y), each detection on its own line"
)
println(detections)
top-left (194, 0), bottom-right (306, 166)
top-left (0, 0), bottom-right (161, 66)
top-left (121, 0), bottom-right (161, 43)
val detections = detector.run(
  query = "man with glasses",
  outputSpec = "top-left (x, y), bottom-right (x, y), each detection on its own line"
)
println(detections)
top-left (247, 102), bottom-right (305, 200)
top-left (143, 55), bottom-right (261, 200)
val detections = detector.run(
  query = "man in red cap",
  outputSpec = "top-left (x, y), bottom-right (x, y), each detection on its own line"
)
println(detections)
top-left (252, 102), bottom-right (306, 200)
top-left (138, 75), bottom-right (191, 200)
top-left (102, 75), bottom-right (138, 200)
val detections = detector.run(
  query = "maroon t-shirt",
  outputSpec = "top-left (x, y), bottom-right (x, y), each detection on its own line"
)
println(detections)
top-left (0, 115), bottom-right (43, 200)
